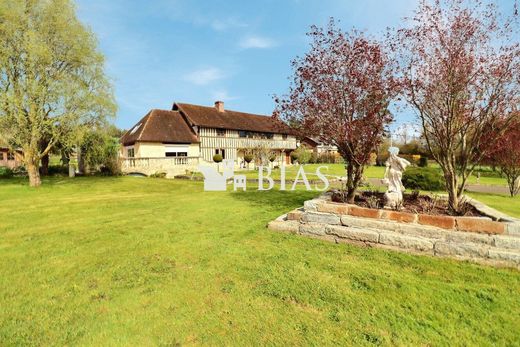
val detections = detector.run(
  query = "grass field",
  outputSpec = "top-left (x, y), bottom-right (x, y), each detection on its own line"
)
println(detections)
top-left (231, 164), bottom-right (508, 186)
top-left (1, 177), bottom-right (519, 345)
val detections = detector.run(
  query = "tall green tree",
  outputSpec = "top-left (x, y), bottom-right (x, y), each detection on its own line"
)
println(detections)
top-left (0, 0), bottom-right (116, 186)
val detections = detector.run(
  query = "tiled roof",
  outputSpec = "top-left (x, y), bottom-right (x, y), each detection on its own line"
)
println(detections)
top-left (174, 102), bottom-right (293, 134)
top-left (120, 109), bottom-right (199, 146)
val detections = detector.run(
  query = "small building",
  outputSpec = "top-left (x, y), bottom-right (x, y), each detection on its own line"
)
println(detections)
top-left (301, 137), bottom-right (339, 156)
top-left (120, 101), bottom-right (297, 177)
top-left (0, 147), bottom-right (23, 169)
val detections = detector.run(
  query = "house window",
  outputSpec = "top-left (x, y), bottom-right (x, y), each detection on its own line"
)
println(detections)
top-left (282, 134), bottom-right (288, 140)
top-left (215, 148), bottom-right (226, 159)
top-left (7, 152), bottom-right (15, 160)
top-left (216, 129), bottom-right (225, 137)
top-left (0, 153), bottom-right (5, 161)
top-left (127, 148), bottom-right (135, 158)
top-left (166, 152), bottom-right (188, 157)
top-left (265, 133), bottom-right (274, 139)
top-left (239, 131), bottom-right (247, 138)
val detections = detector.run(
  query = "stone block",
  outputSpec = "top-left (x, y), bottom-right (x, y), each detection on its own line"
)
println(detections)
top-left (434, 241), bottom-right (489, 258)
top-left (287, 210), bottom-right (303, 221)
top-left (341, 215), bottom-right (396, 231)
top-left (456, 217), bottom-right (505, 235)
top-left (348, 206), bottom-right (381, 219)
top-left (299, 223), bottom-right (327, 236)
top-left (418, 214), bottom-right (456, 230)
top-left (488, 248), bottom-right (520, 264)
top-left (506, 223), bottom-right (520, 236)
top-left (303, 199), bottom-right (320, 212)
top-left (493, 235), bottom-right (520, 250)
top-left (301, 212), bottom-right (341, 225)
top-left (317, 202), bottom-right (350, 215)
top-left (381, 210), bottom-right (417, 223)
top-left (397, 223), bottom-right (445, 239)
top-left (445, 231), bottom-right (494, 245)
top-left (267, 220), bottom-right (299, 233)
top-left (325, 225), bottom-right (379, 243)
top-left (379, 232), bottom-right (434, 252)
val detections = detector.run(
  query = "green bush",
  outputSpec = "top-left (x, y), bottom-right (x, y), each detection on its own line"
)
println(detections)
top-left (317, 153), bottom-right (337, 163)
top-left (418, 156), bottom-right (428, 167)
top-left (213, 154), bottom-right (223, 163)
top-left (292, 146), bottom-right (311, 164)
top-left (150, 171), bottom-right (167, 178)
top-left (244, 154), bottom-right (253, 163)
top-left (47, 165), bottom-right (69, 176)
top-left (402, 167), bottom-right (445, 191)
top-left (0, 167), bottom-right (14, 178)
top-left (290, 151), bottom-right (298, 163)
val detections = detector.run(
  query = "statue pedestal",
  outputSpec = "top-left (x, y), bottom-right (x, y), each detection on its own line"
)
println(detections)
top-left (384, 191), bottom-right (403, 210)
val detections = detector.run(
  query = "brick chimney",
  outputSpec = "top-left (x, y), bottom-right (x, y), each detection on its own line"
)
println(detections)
top-left (215, 101), bottom-right (224, 112)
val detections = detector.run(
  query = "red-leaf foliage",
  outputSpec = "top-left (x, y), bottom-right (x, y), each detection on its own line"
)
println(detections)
top-left (393, 0), bottom-right (520, 211)
top-left (482, 119), bottom-right (520, 196)
top-left (273, 19), bottom-right (398, 202)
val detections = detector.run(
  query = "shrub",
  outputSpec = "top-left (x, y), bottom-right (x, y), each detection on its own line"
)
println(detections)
top-left (213, 154), bottom-right (223, 163)
top-left (309, 152), bottom-right (318, 164)
top-left (317, 153), bottom-right (336, 163)
top-left (47, 165), bottom-right (69, 176)
top-left (293, 146), bottom-right (311, 164)
top-left (150, 171), bottom-right (167, 178)
top-left (290, 151), bottom-right (298, 163)
top-left (402, 166), bottom-right (445, 191)
top-left (244, 154), bottom-right (253, 163)
top-left (418, 156), bottom-right (428, 167)
top-left (12, 166), bottom-right (27, 177)
top-left (0, 167), bottom-right (13, 178)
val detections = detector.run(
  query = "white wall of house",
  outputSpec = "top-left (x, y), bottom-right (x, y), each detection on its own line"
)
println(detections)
top-left (122, 142), bottom-right (200, 158)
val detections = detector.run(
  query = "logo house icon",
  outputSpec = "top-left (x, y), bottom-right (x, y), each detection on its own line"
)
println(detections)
top-left (198, 159), bottom-right (246, 191)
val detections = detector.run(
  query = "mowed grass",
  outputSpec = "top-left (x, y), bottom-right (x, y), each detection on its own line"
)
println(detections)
top-left (467, 192), bottom-right (520, 218)
top-left (0, 177), bottom-right (519, 346)
top-left (234, 163), bottom-right (508, 186)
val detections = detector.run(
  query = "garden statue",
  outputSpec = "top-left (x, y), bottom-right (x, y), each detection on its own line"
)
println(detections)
top-left (381, 147), bottom-right (411, 209)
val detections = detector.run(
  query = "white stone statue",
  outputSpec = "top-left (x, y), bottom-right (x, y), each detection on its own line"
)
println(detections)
top-left (381, 147), bottom-right (411, 209)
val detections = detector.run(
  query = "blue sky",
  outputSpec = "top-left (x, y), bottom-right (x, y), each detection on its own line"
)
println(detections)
top-left (75, 0), bottom-right (516, 131)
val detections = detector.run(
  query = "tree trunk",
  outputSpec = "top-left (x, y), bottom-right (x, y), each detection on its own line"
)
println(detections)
top-left (444, 171), bottom-right (460, 213)
top-left (40, 153), bottom-right (49, 176)
top-left (346, 162), bottom-right (356, 204)
top-left (27, 160), bottom-right (41, 187)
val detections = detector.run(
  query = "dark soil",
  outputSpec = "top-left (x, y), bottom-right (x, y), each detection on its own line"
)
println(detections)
top-left (331, 190), bottom-right (483, 217)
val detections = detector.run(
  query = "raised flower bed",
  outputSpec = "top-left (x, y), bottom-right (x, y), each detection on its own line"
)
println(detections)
top-left (268, 192), bottom-right (520, 268)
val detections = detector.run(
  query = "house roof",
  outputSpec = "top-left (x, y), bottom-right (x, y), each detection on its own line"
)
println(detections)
top-left (120, 109), bottom-right (199, 146)
top-left (174, 102), bottom-right (293, 134)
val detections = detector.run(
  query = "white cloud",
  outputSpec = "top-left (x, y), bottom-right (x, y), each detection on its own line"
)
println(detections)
top-left (211, 89), bottom-right (238, 102)
top-left (239, 36), bottom-right (277, 49)
top-left (210, 17), bottom-right (247, 32)
top-left (183, 67), bottom-right (225, 86)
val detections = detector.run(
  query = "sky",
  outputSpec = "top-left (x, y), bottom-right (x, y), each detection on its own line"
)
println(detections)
top-left (75, 0), bottom-right (516, 131)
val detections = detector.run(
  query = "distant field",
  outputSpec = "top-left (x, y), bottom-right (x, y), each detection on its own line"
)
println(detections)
top-left (0, 177), bottom-right (519, 345)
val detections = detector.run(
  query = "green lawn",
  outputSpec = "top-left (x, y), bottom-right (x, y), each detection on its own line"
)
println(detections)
top-left (233, 164), bottom-right (508, 186)
top-left (1, 177), bottom-right (519, 345)
top-left (467, 192), bottom-right (520, 218)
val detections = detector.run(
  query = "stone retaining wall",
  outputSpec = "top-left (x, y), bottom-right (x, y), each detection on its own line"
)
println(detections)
top-left (268, 195), bottom-right (520, 268)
